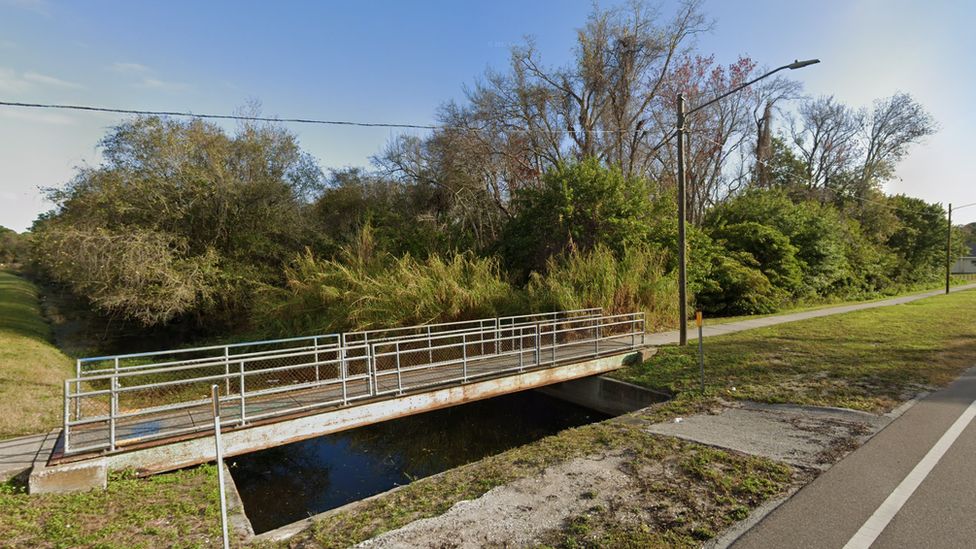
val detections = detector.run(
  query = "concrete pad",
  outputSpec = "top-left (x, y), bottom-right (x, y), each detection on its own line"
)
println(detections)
top-left (645, 401), bottom-right (889, 470)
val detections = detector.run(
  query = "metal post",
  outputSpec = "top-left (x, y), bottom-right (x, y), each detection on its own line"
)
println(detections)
top-left (551, 322), bottom-right (556, 364)
top-left (341, 333), bottom-right (349, 387)
top-left (534, 323), bottom-right (541, 366)
top-left (63, 379), bottom-right (70, 453)
top-left (211, 385), bottom-right (230, 549)
top-left (595, 319), bottom-right (600, 354)
top-left (368, 344), bottom-right (376, 396)
top-left (697, 311), bottom-right (705, 393)
top-left (946, 203), bottom-right (952, 295)
top-left (494, 318), bottom-right (499, 354)
top-left (223, 346), bottom-right (231, 395)
top-left (677, 93), bottom-right (689, 346)
top-left (314, 336), bottom-right (320, 382)
top-left (395, 341), bottom-right (403, 394)
top-left (340, 349), bottom-right (348, 405)
top-left (74, 359), bottom-right (81, 421)
top-left (518, 327), bottom-right (524, 371)
top-left (109, 374), bottom-right (117, 452)
top-left (427, 326), bottom-right (433, 363)
top-left (462, 333), bottom-right (468, 382)
top-left (238, 361), bottom-right (246, 426)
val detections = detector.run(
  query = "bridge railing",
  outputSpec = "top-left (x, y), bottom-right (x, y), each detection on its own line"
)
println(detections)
top-left (66, 309), bottom-right (602, 431)
top-left (62, 310), bottom-right (645, 455)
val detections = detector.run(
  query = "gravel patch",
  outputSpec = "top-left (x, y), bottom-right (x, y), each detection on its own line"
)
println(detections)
top-left (356, 455), bottom-right (633, 548)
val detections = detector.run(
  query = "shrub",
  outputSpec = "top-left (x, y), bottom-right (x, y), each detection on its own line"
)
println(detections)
top-left (526, 245), bottom-right (678, 331)
top-left (254, 228), bottom-right (515, 336)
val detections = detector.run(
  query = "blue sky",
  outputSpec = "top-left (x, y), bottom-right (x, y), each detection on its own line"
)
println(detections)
top-left (2, 0), bottom-right (975, 231)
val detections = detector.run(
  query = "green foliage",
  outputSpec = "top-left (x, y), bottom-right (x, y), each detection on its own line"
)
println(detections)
top-left (710, 222), bottom-right (803, 298)
top-left (499, 158), bottom-right (662, 278)
top-left (695, 250), bottom-right (779, 315)
top-left (255, 225), bottom-right (515, 335)
top-left (885, 195), bottom-right (949, 283)
top-left (31, 116), bottom-right (322, 330)
top-left (0, 226), bottom-right (27, 266)
top-left (706, 189), bottom-right (850, 297)
top-left (526, 245), bottom-right (678, 331)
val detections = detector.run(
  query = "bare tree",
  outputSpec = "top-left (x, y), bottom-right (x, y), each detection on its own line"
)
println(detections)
top-left (858, 92), bottom-right (936, 188)
top-left (787, 95), bottom-right (863, 193)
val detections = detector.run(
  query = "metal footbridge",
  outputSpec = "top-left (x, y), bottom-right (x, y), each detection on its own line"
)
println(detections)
top-left (60, 308), bottom-right (646, 463)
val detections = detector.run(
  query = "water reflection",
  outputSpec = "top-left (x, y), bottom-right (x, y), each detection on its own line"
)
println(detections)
top-left (229, 391), bottom-right (608, 533)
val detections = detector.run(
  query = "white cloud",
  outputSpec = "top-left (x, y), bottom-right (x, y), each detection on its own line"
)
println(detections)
top-left (109, 62), bottom-right (150, 73)
top-left (23, 71), bottom-right (83, 89)
top-left (0, 67), bottom-right (84, 92)
top-left (134, 76), bottom-right (190, 92)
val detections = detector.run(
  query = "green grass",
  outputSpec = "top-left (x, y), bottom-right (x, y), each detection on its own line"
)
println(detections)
top-left (0, 466), bottom-right (224, 548)
top-left (0, 270), bottom-right (75, 438)
top-left (617, 288), bottom-right (976, 412)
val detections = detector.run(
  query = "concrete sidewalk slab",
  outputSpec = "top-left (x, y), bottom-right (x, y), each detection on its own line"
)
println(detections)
top-left (0, 432), bottom-right (48, 482)
top-left (645, 401), bottom-right (888, 470)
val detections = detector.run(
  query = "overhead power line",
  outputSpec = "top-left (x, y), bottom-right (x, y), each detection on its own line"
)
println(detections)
top-left (0, 100), bottom-right (439, 130)
top-left (0, 99), bottom-right (652, 135)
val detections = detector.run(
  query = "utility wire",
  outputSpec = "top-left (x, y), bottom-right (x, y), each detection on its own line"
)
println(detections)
top-left (0, 100), bottom-right (439, 129)
top-left (0, 99), bottom-right (659, 135)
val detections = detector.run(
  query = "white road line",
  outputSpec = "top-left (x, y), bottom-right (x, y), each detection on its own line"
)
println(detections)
top-left (843, 398), bottom-right (976, 549)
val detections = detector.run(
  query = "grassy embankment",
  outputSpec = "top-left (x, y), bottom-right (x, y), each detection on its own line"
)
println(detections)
top-left (0, 270), bottom-right (226, 548)
top-left (281, 288), bottom-right (976, 548)
top-left (0, 270), bottom-right (75, 438)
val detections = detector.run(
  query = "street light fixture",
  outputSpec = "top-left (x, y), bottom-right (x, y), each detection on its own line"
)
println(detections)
top-left (673, 59), bottom-right (820, 345)
top-left (946, 201), bottom-right (976, 294)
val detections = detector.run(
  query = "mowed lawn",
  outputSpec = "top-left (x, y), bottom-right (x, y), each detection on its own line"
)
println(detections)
top-left (615, 288), bottom-right (976, 412)
top-left (0, 270), bottom-right (74, 438)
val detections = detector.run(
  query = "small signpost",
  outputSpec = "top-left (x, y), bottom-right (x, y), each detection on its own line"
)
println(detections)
top-left (696, 310), bottom-right (705, 393)
top-left (211, 385), bottom-right (230, 549)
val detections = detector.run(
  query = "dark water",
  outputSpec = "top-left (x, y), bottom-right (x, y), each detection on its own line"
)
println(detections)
top-left (228, 391), bottom-right (609, 533)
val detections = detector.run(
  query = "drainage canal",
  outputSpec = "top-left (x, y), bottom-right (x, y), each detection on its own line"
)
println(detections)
top-left (229, 390), bottom-right (613, 534)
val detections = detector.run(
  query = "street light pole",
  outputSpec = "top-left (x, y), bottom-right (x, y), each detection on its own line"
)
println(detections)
top-left (946, 201), bottom-right (976, 294)
top-left (676, 94), bottom-right (688, 345)
top-left (946, 203), bottom-right (952, 294)
top-left (672, 58), bottom-right (820, 346)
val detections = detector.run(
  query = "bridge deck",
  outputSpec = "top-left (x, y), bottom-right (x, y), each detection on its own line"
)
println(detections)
top-left (64, 333), bottom-right (639, 457)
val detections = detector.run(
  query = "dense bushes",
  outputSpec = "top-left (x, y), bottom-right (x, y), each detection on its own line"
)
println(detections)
top-left (31, 116), bottom-right (320, 331)
top-left (254, 226), bottom-right (515, 335)
top-left (26, 115), bottom-right (956, 347)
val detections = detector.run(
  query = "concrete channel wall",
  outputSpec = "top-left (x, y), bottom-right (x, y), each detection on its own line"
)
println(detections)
top-left (537, 374), bottom-right (669, 416)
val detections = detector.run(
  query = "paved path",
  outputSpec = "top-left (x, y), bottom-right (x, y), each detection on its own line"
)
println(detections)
top-left (646, 283), bottom-right (976, 346)
top-left (732, 365), bottom-right (976, 549)
top-left (0, 432), bottom-right (49, 481)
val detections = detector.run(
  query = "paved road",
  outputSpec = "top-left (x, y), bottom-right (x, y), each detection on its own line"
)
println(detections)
top-left (732, 365), bottom-right (976, 549)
